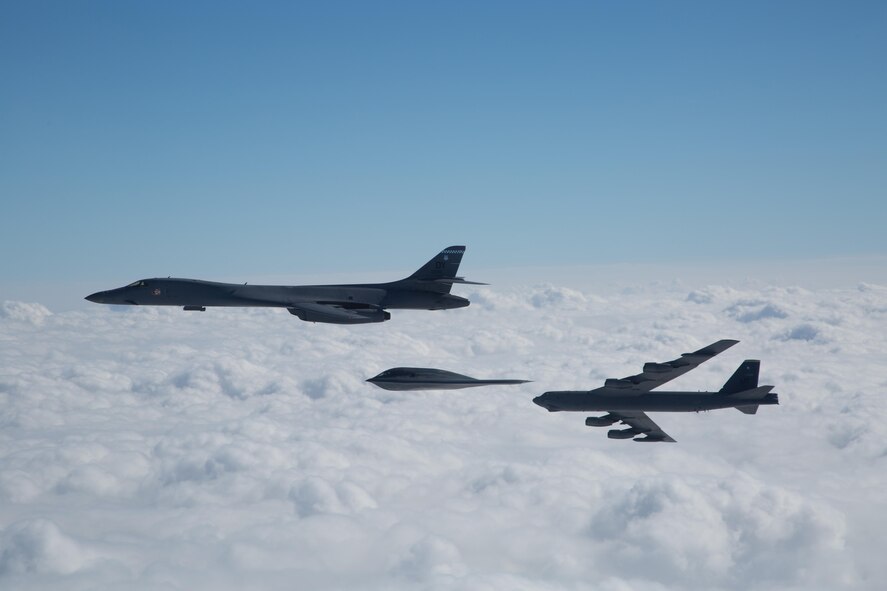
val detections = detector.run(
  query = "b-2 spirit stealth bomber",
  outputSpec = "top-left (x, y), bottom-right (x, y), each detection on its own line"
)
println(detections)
top-left (367, 367), bottom-right (530, 390)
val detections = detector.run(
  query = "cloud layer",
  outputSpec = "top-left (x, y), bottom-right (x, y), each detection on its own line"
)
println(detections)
top-left (1, 277), bottom-right (885, 589)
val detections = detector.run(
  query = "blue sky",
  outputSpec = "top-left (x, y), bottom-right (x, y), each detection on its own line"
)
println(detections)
top-left (2, 1), bottom-right (885, 286)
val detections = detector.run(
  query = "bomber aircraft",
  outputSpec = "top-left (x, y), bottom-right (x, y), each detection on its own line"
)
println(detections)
top-left (367, 367), bottom-right (530, 390)
top-left (86, 246), bottom-right (483, 324)
top-left (532, 339), bottom-right (778, 442)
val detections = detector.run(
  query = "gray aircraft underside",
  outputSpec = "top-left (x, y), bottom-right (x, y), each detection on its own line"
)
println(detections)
top-left (533, 339), bottom-right (778, 442)
top-left (367, 367), bottom-right (530, 391)
top-left (85, 246), bottom-right (483, 324)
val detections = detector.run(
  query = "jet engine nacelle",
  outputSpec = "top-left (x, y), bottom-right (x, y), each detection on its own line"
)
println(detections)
top-left (608, 427), bottom-right (642, 439)
top-left (288, 307), bottom-right (391, 324)
top-left (586, 415), bottom-right (618, 427)
top-left (643, 362), bottom-right (672, 373)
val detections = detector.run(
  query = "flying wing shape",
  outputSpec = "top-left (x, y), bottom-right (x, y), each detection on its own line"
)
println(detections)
top-left (366, 367), bottom-right (530, 390)
top-left (600, 339), bottom-right (739, 393)
top-left (287, 302), bottom-right (390, 324)
top-left (608, 411), bottom-right (676, 442)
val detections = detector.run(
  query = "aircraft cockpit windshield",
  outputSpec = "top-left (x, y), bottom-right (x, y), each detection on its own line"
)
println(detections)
top-left (127, 280), bottom-right (147, 288)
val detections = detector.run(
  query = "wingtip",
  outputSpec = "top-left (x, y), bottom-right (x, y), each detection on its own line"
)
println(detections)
top-left (633, 435), bottom-right (677, 443)
top-left (694, 339), bottom-right (739, 356)
top-left (715, 339), bottom-right (740, 347)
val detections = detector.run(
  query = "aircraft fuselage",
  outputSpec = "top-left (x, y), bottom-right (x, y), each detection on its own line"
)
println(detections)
top-left (85, 278), bottom-right (469, 311)
top-left (533, 388), bottom-right (779, 413)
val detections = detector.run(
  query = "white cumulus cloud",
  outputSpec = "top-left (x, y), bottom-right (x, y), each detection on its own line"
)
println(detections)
top-left (1, 273), bottom-right (885, 589)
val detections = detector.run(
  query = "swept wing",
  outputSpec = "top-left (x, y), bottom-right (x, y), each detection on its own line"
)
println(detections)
top-left (597, 339), bottom-right (738, 393)
top-left (287, 302), bottom-right (390, 324)
top-left (608, 411), bottom-right (677, 442)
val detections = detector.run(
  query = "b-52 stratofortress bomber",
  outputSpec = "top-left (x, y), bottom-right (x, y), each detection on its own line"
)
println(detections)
top-left (86, 246), bottom-right (483, 324)
top-left (532, 340), bottom-right (778, 442)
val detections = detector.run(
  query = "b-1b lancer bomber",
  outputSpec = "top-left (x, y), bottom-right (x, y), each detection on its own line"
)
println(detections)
top-left (532, 340), bottom-right (778, 442)
top-left (86, 246), bottom-right (483, 324)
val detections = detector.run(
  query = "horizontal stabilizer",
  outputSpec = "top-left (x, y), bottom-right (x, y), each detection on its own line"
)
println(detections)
top-left (432, 277), bottom-right (488, 285)
top-left (736, 405), bottom-right (759, 415)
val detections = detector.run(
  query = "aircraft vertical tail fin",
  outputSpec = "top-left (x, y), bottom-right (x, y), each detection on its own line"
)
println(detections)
top-left (404, 246), bottom-right (466, 293)
top-left (720, 360), bottom-right (760, 394)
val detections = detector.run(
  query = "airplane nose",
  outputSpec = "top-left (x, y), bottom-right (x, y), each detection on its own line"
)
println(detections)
top-left (533, 394), bottom-right (559, 411)
top-left (85, 291), bottom-right (104, 303)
